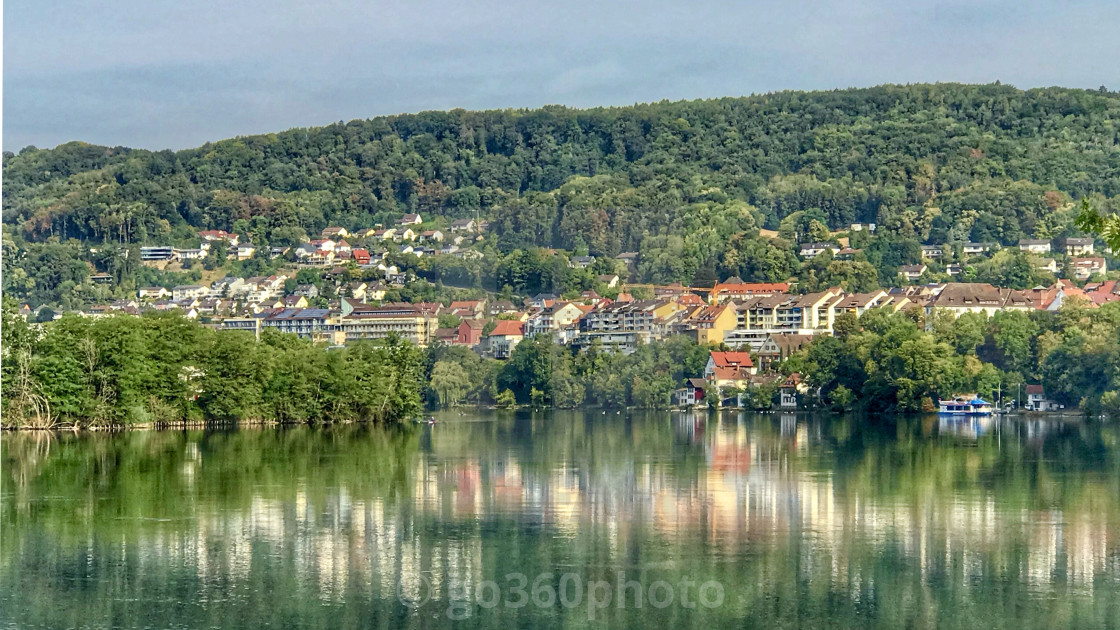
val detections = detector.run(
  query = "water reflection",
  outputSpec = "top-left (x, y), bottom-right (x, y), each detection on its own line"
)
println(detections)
top-left (2, 413), bottom-right (1119, 629)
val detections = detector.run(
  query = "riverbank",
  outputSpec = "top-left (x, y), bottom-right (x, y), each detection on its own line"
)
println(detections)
top-left (1, 404), bottom-right (1104, 432)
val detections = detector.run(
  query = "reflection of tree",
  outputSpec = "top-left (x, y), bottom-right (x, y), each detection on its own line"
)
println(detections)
top-left (3, 413), bottom-right (1119, 629)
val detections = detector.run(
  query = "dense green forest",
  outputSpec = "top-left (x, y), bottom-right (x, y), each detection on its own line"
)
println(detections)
top-left (5, 83), bottom-right (1120, 306)
top-left (0, 299), bottom-right (424, 428)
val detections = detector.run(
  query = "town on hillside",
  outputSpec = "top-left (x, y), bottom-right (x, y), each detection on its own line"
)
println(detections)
top-left (16, 214), bottom-right (1120, 410)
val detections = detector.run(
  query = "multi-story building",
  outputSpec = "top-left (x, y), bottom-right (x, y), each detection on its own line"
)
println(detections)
top-left (485, 320), bottom-right (525, 359)
top-left (707, 281), bottom-right (790, 305)
top-left (924, 283), bottom-right (1031, 319)
top-left (732, 290), bottom-right (841, 334)
top-left (172, 285), bottom-right (209, 300)
top-left (1071, 257), bottom-right (1107, 280)
top-left (209, 276), bottom-right (245, 297)
top-left (258, 308), bottom-right (335, 341)
top-left (687, 303), bottom-right (738, 345)
top-left (578, 300), bottom-right (660, 335)
top-left (526, 302), bottom-right (587, 337)
top-left (334, 303), bottom-right (440, 346)
top-left (1065, 237), bottom-right (1095, 257)
top-left (140, 246), bottom-right (177, 261)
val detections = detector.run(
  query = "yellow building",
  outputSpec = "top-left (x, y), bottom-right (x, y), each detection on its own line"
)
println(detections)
top-left (689, 303), bottom-right (738, 345)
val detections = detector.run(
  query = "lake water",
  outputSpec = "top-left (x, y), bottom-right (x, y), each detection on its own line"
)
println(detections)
top-left (2, 411), bottom-right (1119, 629)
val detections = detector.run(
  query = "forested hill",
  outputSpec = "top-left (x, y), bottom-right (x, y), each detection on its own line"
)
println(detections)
top-left (4, 83), bottom-right (1120, 304)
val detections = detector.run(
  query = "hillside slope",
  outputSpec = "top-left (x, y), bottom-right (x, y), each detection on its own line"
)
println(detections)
top-left (4, 83), bottom-right (1119, 305)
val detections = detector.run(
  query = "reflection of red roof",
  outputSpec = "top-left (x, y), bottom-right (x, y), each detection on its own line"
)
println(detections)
top-left (488, 320), bottom-right (524, 337)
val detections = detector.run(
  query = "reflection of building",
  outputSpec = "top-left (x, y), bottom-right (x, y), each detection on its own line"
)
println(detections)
top-left (51, 414), bottom-right (1118, 615)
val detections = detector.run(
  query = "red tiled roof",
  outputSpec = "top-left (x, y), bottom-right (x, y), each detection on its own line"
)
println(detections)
top-left (710, 351), bottom-right (754, 368)
top-left (488, 320), bottom-right (524, 337)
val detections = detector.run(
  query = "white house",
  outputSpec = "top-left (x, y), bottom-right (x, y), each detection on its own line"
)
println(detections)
top-left (1024, 385), bottom-right (1062, 411)
top-left (963, 242), bottom-right (993, 256)
top-left (1065, 237), bottom-right (1095, 256)
top-left (172, 285), bottom-right (209, 300)
top-left (899, 264), bottom-right (927, 282)
top-left (1071, 258), bottom-right (1107, 280)
top-left (1019, 239), bottom-right (1051, 254)
top-left (1036, 258), bottom-right (1059, 274)
top-left (449, 218), bottom-right (476, 232)
top-left (138, 286), bottom-right (170, 299)
top-left (234, 243), bottom-right (256, 260)
top-left (176, 248), bottom-right (208, 260)
top-left (799, 242), bottom-right (838, 259)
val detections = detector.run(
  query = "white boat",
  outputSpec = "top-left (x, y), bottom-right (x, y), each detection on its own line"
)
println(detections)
top-left (938, 395), bottom-right (993, 415)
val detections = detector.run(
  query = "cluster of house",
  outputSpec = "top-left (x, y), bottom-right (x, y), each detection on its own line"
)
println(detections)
top-left (67, 270), bottom-right (1120, 350)
top-left (139, 230), bottom-right (258, 263)
top-left (30, 267), bottom-right (1118, 409)
top-left (678, 352), bottom-right (810, 409)
top-left (799, 236), bottom-right (1110, 283)
top-left (135, 216), bottom-right (489, 268)
top-left (290, 215), bottom-right (485, 267)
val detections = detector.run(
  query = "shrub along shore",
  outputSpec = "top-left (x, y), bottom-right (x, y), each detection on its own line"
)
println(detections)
top-left (1, 299), bottom-right (424, 429)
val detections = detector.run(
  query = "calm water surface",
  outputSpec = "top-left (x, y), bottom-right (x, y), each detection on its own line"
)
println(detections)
top-left (2, 411), bottom-right (1119, 629)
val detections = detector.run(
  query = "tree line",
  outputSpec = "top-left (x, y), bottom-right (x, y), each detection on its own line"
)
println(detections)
top-left (0, 299), bottom-right (424, 428)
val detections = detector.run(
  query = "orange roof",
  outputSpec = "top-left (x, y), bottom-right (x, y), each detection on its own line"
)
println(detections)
top-left (710, 351), bottom-right (753, 368)
top-left (676, 293), bottom-right (705, 305)
top-left (488, 320), bottom-right (524, 337)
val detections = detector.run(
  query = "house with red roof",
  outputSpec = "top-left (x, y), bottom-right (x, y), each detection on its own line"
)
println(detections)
top-left (704, 351), bottom-right (757, 388)
top-left (485, 320), bottom-right (525, 359)
top-left (351, 248), bottom-right (371, 265)
top-left (199, 229), bottom-right (240, 245)
top-left (1085, 280), bottom-right (1120, 305)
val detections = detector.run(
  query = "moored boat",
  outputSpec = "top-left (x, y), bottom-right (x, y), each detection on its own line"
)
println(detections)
top-left (938, 395), bottom-right (993, 415)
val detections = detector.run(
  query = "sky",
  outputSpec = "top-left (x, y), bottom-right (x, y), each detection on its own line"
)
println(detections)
top-left (5, 0), bottom-right (1120, 151)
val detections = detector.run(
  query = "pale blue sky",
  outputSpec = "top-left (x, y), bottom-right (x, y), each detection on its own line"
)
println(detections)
top-left (5, 0), bottom-right (1119, 150)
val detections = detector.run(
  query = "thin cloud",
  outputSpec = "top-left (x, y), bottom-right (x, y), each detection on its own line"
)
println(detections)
top-left (4, 0), bottom-right (1119, 150)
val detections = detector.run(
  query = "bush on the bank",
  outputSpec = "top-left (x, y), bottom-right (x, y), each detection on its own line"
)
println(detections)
top-left (0, 299), bottom-right (423, 428)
